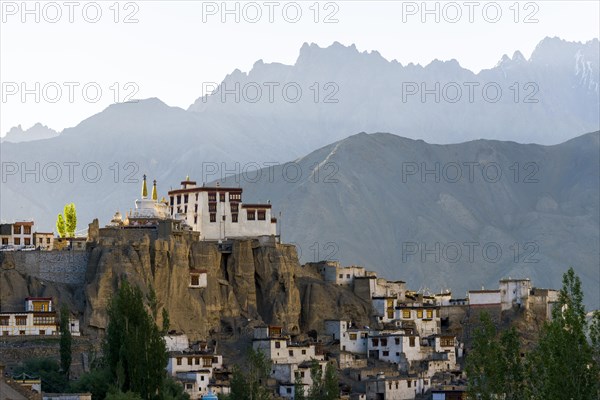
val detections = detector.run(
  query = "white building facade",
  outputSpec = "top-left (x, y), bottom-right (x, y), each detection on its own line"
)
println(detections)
top-left (168, 177), bottom-right (276, 240)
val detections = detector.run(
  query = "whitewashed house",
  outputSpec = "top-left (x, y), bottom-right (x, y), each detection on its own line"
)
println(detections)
top-left (168, 177), bottom-right (276, 240)
top-left (500, 278), bottom-right (532, 310)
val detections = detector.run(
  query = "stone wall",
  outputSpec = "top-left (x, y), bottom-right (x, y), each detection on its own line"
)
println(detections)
top-left (0, 251), bottom-right (88, 285)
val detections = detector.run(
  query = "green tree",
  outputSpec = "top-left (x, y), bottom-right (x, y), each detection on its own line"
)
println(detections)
top-left (59, 305), bottom-right (73, 378)
top-left (160, 376), bottom-right (190, 400)
top-left (526, 267), bottom-right (599, 399)
top-left (307, 360), bottom-right (323, 400)
top-left (322, 362), bottom-right (339, 400)
top-left (294, 372), bottom-right (306, 400)
top-left (15, 358), bottom-right (68, 393)
top-left (590, 310), bottom-right (600, 366)
top-left (465, 312), bottom-right (502, 400)
top-left (64, 203), bottom-right (77, 237)
top-left (161, 308), bottom-right (170, 335)
top-left (106, 390), bottom-right (144, 400)
top-left (56, 214), bottom-right (67, 238)
top-left (70, 367), bottom-right (112, 400)
top-left (228, 347), bottom-right (272, 400)
top-left (104, 280), bottom-right (168, 400)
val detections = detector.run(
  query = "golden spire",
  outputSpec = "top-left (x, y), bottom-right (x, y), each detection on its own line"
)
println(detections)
top-left (186, 175), bottom-right (190, 181)
top-left (141, 174), bottom-right (148, 198)
top-left (152, 180), bottom-right (158, 201)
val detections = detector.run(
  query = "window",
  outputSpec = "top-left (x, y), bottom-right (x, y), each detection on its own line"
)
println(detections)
top-left (184, 206), bottom-right (188, 213)
top-left (219, 193), bottom-right (225, 202)
top-left (286, 388), bottom-right (292, 394)
top-left (14, 225), bottom-right (21, 234)
top-left (232, 213), bottom-right (238, 223)
top-left (0, 316), bottom-right (9, 325)
top-left (184, 194), bottom-right (189, 203)
top-left (402, 310), bottom-right (410, 318)
top-left (395, 382), bottom-right (399, 389)
top-left (177, 195), bottom-right (181, 204)
top-left (382, 351), bottom-right (389, 356)
top-left (33, 316), bottom-right (55, 325)
top-left (24, 238), bottom-right (30, 245)
top-left (209, 203), bottom-right (217, 212)
top-left (176, 357), bottom-right (182, 366)
top-left (170, 197), bottom-right (174, 206)
top-left (275, 341), bottom-right (281, 348)
top-left (39, 330), bottom-right (45, 335)
top-left (289, 350), bottom-right (294, 357)
top-left (338, 274), bottom-right (343, 279)
top-left (1, 238), bottom-right (7, 245)
top-left (190, 274), bottom-right (199, 286)
top-left (380, 338), bottom-right (387, 346)
top-left (24, 226), bottom-right (31, 234)
top-left (208, 193), bottom-right (216, 202)
top-left (231, 203), bottom-right (239, 213)
top-left (19, 330), bottom-right (25, 335)
top-left (46, 238), bottom-right (51, 244)
top-left (210, 213), bottom-right (216, 223)
top-left (229, 193), bottom-right (241, 201)
top-left (188, 357), bottom-right (193, 365)
top-left (194, 216), bottom-right (198, 224)
top-left (302, 349), bottom-right (306, 355)
top-left (15, 316), bottom-right (27, 325)
top-left (426, 309), bottom-right (433, 319)
top-left (424, 380), bottom-right (429, 385)
top-left (408, 380), bottom-right (411, 388)
top-left (409, 337), bottom-right (415, 347)
top-left (247, 210), bottom-right (256, 220)
top-left (257, 210), bottom-right (266, 220)
top-left (349, 333), bottom-right (357, 340)
top-left (417, 309), bottom-right (423, 318)
top-left (14, 238), bottom-right (20, 245)
top-left (371, 338), bottom-right (379, 346)
top-left (346, 274), bottom-right (350, 279)
top-left (395, 338), bottom-right (400, 345)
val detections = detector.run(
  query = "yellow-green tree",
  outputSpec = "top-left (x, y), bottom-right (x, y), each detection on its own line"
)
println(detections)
top-left (56, 203), bottom-right (77, 238)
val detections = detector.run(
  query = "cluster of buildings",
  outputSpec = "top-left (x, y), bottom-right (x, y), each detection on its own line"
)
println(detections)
top-left (0, 220), bottom-right (86, 252)
top-left (104, 175), bottom-right (277, 241)
top-left (2, 177), bottom-right (563, 400)
top-left (164, 334), bottom-right (229, 399)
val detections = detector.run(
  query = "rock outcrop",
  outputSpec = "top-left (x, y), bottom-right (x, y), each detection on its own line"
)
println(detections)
top-left (1, 232), bottom-right (376, 340)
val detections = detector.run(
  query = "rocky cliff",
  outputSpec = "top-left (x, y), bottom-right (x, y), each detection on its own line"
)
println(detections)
top-left (1, 231), bottom-right (375, 340)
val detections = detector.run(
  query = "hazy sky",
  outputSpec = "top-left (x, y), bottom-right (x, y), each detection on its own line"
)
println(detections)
top-left (1, 0), bottom-right (599, 135)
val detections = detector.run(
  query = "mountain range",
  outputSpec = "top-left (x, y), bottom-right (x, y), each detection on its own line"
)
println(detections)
top-left (1, 36), bottom-right (598, 306)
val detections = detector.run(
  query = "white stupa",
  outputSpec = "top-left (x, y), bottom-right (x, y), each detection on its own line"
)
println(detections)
top-left (126, 175), bottom-right (171, 225)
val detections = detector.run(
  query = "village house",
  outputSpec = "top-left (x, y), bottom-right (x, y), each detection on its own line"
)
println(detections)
top-left (0, 298), bottom-right (80, 336)
top-left (324, 320), bottom-right (369, 354)
top-left (395, 304), bottom-right (441, 336)
top-left (33, 231), bottom-right (54, 250)
top-left (365, 373), bottom-right (431, 400)
top-left (499, 278), bottom-right (532, 310)
top-left (0, 220), bottom-right (35, 249)
top-left (166, 350), bottom-right (224, 399)
top-left (467, 289), bottom-right (501, 307)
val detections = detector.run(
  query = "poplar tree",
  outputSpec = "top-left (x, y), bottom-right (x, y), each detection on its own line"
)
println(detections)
top-left (105, 280), bottom-right (168, 400)
top-left (56, 214), bottom-right (67, 238)
top-left (526, 267), bottom-right (599, 399)
top-left (59, 305), bottom-right (72, 378)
